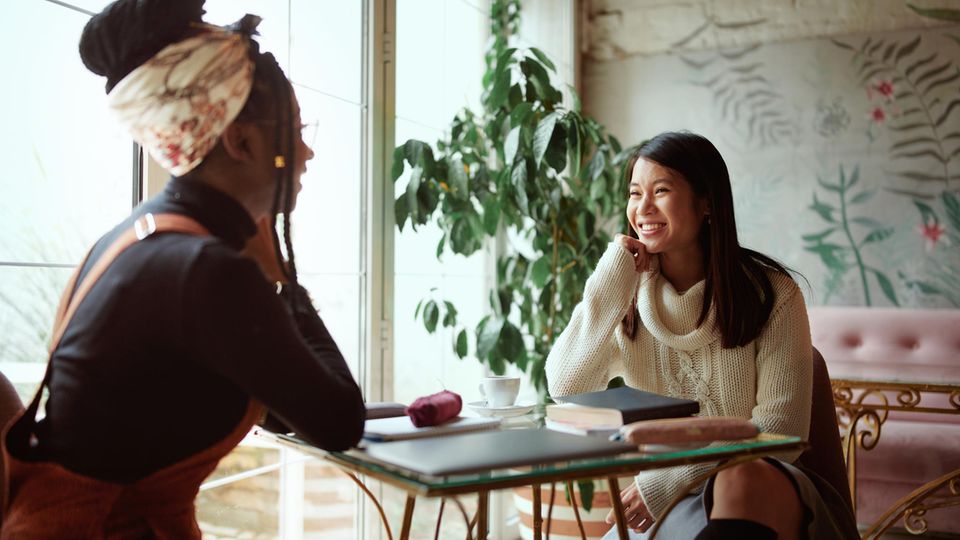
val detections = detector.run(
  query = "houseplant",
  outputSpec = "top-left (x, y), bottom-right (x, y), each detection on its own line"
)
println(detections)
top-left (393, 1), bottom-right (630, 393)
top-left (391, 0), bottom-right (633, 527)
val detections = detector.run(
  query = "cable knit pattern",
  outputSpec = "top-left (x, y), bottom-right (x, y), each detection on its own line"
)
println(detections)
top-left (546, 242), bottom-right (813, 522)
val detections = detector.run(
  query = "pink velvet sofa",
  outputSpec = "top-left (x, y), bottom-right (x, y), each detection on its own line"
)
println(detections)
top-left (808, 306), bottom-right (960, 535)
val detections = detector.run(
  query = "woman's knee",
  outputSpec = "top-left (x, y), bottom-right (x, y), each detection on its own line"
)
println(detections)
top-left (713, 460), bottom-right (797, 506)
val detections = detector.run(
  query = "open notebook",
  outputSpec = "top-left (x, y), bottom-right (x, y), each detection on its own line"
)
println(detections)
top-left (362, 415), bottom-right (501, 442)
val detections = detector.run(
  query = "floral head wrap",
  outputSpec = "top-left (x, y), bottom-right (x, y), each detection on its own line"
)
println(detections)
top-left (106, 23), bottom-right (255, 176)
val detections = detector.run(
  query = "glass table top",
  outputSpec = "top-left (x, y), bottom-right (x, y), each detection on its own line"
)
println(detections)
top-left (265, 429), bottom-right (804, 494)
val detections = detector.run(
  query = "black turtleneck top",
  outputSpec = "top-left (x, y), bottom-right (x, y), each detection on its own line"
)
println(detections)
top-left (35, 178), bottom-right (365, 483)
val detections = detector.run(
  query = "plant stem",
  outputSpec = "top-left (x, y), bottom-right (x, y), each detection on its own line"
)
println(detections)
top-left (839, 179), bottom-right (872, 305)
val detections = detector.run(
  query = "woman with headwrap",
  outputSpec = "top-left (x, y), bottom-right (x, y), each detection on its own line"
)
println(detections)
top-left (1, 1), bottom-right (365, 538)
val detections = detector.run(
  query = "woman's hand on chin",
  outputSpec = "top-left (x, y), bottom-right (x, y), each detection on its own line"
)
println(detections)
top-left (614, 233), bottom-right (653, 273)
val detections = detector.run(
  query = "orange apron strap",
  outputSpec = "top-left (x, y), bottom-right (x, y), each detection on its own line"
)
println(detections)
top-left (6, 213), bottom-right (210, 457)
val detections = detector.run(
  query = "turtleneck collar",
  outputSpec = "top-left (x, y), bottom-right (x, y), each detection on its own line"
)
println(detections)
top-left (149, 177), bottom-right (258, 250)
top-left (637, 270), bottom-right (719, 351)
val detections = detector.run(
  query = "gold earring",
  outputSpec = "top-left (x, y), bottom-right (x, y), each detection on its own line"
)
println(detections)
top-left (274, 155), bottom-right (286, 169)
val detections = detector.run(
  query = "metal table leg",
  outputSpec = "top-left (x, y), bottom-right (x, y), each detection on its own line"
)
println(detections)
top-left (608, 477), bottom-right (629, 540)
top-left (399, 495), bottom-right (417, 540)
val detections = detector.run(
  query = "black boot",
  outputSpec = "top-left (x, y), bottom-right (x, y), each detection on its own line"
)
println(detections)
top-left (694, 518), bottom-right (777, 539)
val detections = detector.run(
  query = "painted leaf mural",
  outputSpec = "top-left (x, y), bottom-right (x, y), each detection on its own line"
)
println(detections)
top-left (832, 34), bottom-right (960, 196)
top-left (803, 164), bottom-right (899, 306)
top-left (596, 21), bottom-right (959, 308)
top-left (680, 45), bottom-right (797, 148)
top-left (899, 191), bottom-right (960, 306)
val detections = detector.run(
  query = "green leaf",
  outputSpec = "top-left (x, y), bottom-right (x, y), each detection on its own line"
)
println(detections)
top-left (809, 194), bottom-right (836, 223)
top-left (584, 148), bottom-right (607, 182)
top-left (849, 190), bottom-right (876, 205)
top-left (895, 35), bottom-right (922, 64)
top-left (902, 273), bottom-right (944, 295)
top-left (403, 140), bottom-right (434, 172)
top-left (577, 480), bottom-right (595, 512)
top-left (510, 102), bottom-right (534, 128)
top-left (391, 145), bottom-right (406, 182)
top-left (802, 227), bottom-right (837, 243)
top-left (449, 157), bottom-right (469, 198)
top-left (530, 256), bottom-right (552, 287)
top-left (482, 194), bottom-right (501, 235)
top-left (529, 47), bottom-right (557, 72)
top-left (405, 168), bottom-right (423, 223)
top-left (846, 165), bottom-right (860, 190)
top-left (861, 227), bottom-right (894, 245)
top-left (907, 3), bottom-right (960, 21)
top-left (500, 322), bottom-right (527, 365)
top-left (455, 329), bottom-right (468, 359)
top-left (488, 68), bottom-right (512, 109)
top-left (442, 300), bottom-right (458, 327)
top-left (512, 162), bottom-right (529, 213)
top-left (423, 300), bottom-right (439, 333)
top-left (569, 84), bottom-right (583, 112)
top-left (545, 127), bottom-right (567, 173)
top-left (505, 126), bottom-right (521, 166)
top-left (567, 116), bottom-right (582, 177)
top-left (851, 216), bottom-right (883, 229)
top-left (804, 243), bottom-right (849, 273)
top-left (914, 199), bottom-right (938, 224)
top-left (589, 174), bottom-right (608, 200)
top-left (436, 234), bottom-right (446, 259)
top-left (476, 316), bottom-right (504, 360)
top-left (817, 175), bottom-right (841, 193)
top-left (941, 191), bottom-right (960, 231)
top-left (450, 217), bottom-right (481, 255)
top-left (414, 298), bottom-right (424, 320)
top-left (394, 192), bottom-right (409, 231)
top-left (495, 47), bottom-right (518, 72)
top-left (533, 112), bottom-right (561, 168)
top-left (870, 268), bottom-right (900, 306)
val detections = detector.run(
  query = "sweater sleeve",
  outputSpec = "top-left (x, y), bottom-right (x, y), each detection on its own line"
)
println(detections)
top-left (183, 244), bottom-right (366, 451)
top-left (545, 242), bottom-right (642, 397)
top-left (634, 276), bottom-right (813, 521)
top-left (750, 279), bottom-right (813, 459)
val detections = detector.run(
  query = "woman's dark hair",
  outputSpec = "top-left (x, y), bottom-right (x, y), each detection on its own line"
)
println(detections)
top-left (620, 131), bottom-right (792, 348)
top-left (79, 0), bottom-right (302, 299)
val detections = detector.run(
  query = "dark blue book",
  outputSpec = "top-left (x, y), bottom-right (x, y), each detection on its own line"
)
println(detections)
top-left (549, 387), bottom-right (699, 426)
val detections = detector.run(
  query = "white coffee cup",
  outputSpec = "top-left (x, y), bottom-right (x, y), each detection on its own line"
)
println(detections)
top-left (479, 376), bottom-right (521, 408)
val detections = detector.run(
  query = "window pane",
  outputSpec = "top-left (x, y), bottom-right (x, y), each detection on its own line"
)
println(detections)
top-left (198, 444), bottom-right (281, 538)
top-left (290, 0), bottom-right (362, 103)
top-left (0, 1), bottom-right (133, 265)
top-left (0, 266), bottom-right (74, 402)
top-left (291, 88), bottom-right (363, 276)
top-left (394, 1), bottom-right (490, 406)
top-left (299, 274), bottom-right (362, 378)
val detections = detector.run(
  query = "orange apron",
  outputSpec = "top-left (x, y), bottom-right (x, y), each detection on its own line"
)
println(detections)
top-left (2, 213), bottom-right (265, 539)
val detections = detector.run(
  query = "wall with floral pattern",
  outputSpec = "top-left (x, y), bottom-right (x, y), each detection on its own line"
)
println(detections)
top-left (584, 24), bottom-right (960, 307)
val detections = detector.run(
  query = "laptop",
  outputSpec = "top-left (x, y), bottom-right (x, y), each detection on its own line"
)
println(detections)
top-left (363, 428), bottom-right (636, 476)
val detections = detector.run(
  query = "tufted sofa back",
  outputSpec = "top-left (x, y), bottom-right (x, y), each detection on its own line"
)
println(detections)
top-left (807, 306), bottom-right (960, 425)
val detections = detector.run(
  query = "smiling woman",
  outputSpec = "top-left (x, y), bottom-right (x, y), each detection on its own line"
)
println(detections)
top-left (546, 131), bottom-right (860, 539)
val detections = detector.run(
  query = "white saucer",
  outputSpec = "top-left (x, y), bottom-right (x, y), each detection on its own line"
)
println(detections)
top-left (467, 401), bottom-right (536, 418)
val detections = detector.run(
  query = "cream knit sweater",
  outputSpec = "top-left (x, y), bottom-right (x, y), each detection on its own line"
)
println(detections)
top-left (546, 242), bottom-right (812, 521)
